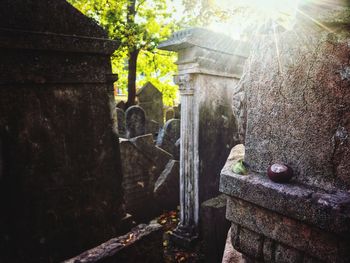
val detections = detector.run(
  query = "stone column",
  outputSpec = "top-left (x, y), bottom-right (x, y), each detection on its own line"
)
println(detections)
top-left (158, 28), bottom-right (248, 247)
top-left (171, 74), bottom-right (199, 245)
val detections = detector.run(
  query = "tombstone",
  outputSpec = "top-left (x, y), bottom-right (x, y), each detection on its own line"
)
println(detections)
top-left (120, 134), bottom-right (173, 220)
top-left (136, 82), bottom-right (164, 125)
top-left (0, 138), bottom-right (2, 181)
top-left (156, 119), bottom-right (180, 157)
top-left (173, 105), bottom-right (180, 119)
top-left (220, 1), bottom-right (350, 262)
top-left (116, 108), bottom-right (126, 137)
top-left (146, 119), bottom-right (161, 139)
top-left (125, 105), bottom-right (146, 138)
top-left (116, 100), bottom-right (126, 111)
top-left (0, 1), bottom-right (124, 262)
top-left (165, 108), bottom-right (175, 121)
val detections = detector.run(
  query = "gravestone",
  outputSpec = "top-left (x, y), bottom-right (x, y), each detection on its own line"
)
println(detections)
top-left (221, 1), bottom-right (350, 262)
top-left (0, 1), bottom-right (124, 262)
top-left (156, 119), bottom-right (180, 157)
top-left (136, 82), bottom-right (164, 125)
top-left (154, 160), bottom-right (179, 210)
top-left (116, 100), bottom-right (126, 111)
top-left (173, 105), bottom-right (180, 119)
top-left (146, 119), bottom-right (161, 139)
top-left (125, 105), bottom-right (146, 138)
top-left (116, 108), bottom-right (126, 137)
top-left (0, 138), bottom-right (2, 181)
top-left (165, 108), bottom-right (175, 121)
top-left (120, 134), bottom-right (173, 220)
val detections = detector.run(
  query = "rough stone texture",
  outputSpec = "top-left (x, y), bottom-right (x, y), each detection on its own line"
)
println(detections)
top-left (64, 220), bottom-right (163, 263)
top-left (222, 227), bottom-right (244, 263)
top-left (156, 119), bottom-right (180, 157)
top-left (220, 147), bottom-right (350, 238)
top-left (200, 194), bottom-right (230, 263)
top-left (130, 134), bottom-right (173, 177)
top-left (137, 82), bottom-right (164, 125)
top-left (226, 198), bottom-right (348, 262)
top-left (116, 107), bottom-right (126, 137)
top-left (120, 134), bottom-right (173, 220)
top-left (221, 143), bottom-right (350, 263)
top-left (0, 0), bottom-right (107, 37)
top-left (154, 160), bottom-right (180, 210)
top-left (196, 74), bottom-right (240, 202)
top-left (0, 1), bottom-right (123, 262)
top-left (231, 224), bottom-right (263, 260)
top-left (240, 4), bottom-right (350, 191)
top-left (125, 105), bottom-right (146, 138)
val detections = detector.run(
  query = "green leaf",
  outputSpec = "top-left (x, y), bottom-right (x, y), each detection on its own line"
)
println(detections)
top-left (232, 160), bottom-right (248, 175)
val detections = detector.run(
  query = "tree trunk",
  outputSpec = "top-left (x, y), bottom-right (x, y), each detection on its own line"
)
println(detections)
top-left (126, 0), bottom-right (138, 109)
top-left (126, 49), bottom-right (139, 108)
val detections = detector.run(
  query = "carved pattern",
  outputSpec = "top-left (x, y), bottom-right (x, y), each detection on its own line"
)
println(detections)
top-left (174, 74), bottom-right (194, 95)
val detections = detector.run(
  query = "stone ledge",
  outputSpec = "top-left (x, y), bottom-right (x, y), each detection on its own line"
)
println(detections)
top-left (0, 28), bottom-right (119, 54)
top-left (220, 156), bottom-right (350, 237)
top-left (158, 27), bottom-right (249, 57)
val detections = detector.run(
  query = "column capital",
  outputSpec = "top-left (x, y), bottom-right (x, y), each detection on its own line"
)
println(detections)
top-left (174, 74), bottom-right (195, 96)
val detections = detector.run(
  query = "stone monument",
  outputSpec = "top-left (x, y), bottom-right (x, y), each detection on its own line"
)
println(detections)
top-left (136, 82), bottom-right (164, 125)
top-left (159, 28), bottom-right (249, 245)
top-left (221, 1), bottom-right (350, 262)
top-left (0, 1), bottom-right (124, 262)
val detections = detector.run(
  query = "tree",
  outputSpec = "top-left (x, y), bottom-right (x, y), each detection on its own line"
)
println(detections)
top-left (68, 0), bottom-right (179, 107)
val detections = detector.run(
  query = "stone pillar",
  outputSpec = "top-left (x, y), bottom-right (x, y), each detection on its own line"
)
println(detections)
top-left (158, 28), bottom-right (249, 246)
top-left (171, 74), bottom-right (199, 244)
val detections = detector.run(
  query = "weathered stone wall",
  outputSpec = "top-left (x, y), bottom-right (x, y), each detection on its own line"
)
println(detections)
top-left (196, 74), bottom-right (240, 201)
top-left (240, 4), bottom-right (350, 191)
top-left (0, 1), bottom-right (124, 262)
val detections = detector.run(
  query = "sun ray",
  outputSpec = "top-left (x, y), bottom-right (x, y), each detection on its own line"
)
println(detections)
top-left (296, 8), bottom-right (335, 33)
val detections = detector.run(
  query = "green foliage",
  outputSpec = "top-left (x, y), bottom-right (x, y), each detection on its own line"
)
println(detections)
top-left (232, 159), bottom-right (248, 175)
top-left (67, 0), bottom-right (181, 106)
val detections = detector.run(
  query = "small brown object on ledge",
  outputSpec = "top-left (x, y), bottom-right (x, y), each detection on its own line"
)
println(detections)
top-left (267, 163), bottom-right (293, 183)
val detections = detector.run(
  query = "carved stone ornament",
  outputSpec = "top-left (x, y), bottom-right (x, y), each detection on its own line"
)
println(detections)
top-left (174, 74), bottom-right (194, 95)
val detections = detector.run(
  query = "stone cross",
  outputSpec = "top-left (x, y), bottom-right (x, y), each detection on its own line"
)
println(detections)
top-left (125, 105), bottom-right (146, 138)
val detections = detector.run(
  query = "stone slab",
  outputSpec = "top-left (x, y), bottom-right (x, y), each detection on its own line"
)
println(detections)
top-left (64, 220), bottom-right (163, 263)
top-left (227, 198), bottom-right (347, 262)
top-left (200, 194), bottom-right (230, 263)
top-left (220, 153), bottom-right (350, 237)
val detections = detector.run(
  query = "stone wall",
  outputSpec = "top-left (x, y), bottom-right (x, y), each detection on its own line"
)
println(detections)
top-left (0, 1), bottom-right (124, 262)
top-left (196, 74), bottom-right (240, 201)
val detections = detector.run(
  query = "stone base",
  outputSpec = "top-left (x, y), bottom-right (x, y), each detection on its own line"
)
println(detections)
top-left (220, 151), bottom-right (350, 263)
top-left (201, 194), bottom-right (230, 263)
top-left (169, 225), bottom-right (198, 249)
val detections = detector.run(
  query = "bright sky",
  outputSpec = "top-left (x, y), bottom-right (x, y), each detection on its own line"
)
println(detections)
top-left (166, 0), bottom-right (300, 39)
